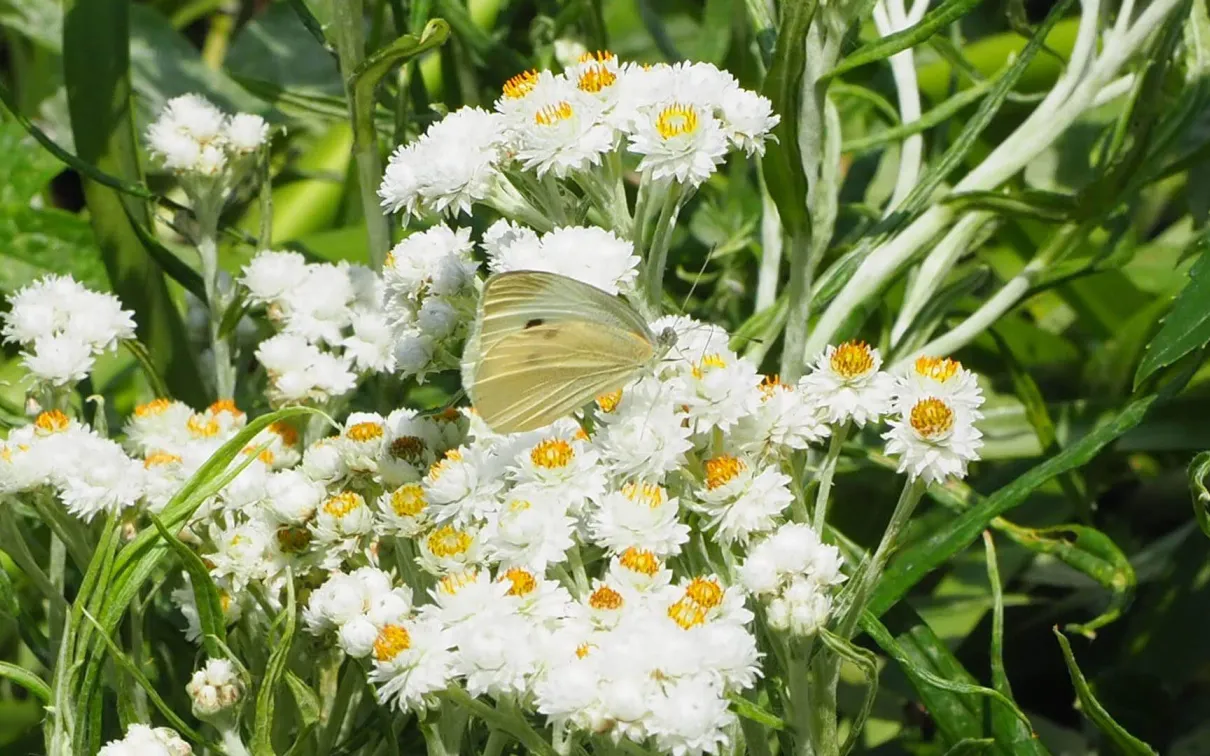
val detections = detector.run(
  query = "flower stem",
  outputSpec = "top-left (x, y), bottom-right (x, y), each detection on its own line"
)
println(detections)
top-left (812, 423), bottom-right (849, 534)
top-left (219, 724), bottom-right (252, 756)
top-left (194, 206), bottom-right (236, 399)
top-left (641, 180), bottom-right (685, 311)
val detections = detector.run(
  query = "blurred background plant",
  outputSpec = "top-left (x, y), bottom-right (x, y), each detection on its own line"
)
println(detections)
top-left (1, 0), bottom-right (1210, 754)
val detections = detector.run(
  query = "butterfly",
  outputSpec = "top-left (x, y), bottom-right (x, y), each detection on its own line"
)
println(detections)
top-left (461, 271), bottom-right (678, 434)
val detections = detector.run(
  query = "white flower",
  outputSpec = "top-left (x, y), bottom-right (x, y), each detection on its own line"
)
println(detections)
top-left (240, 251), bottom-right (311, 306)
top-left (311, 491), bottom-right (375, 567)
top-left (453, 610), bottom-right (543, 698)
top-left (393, 331), bottom-right (436, 378)
top-left (225, 112), bottom-right (269, 153)
top-left (425, 446), bottom-right (505, 525)
top-left (256, 333), bottom-right (356, 405)
top-left (646, 678), bottom-right (734, 756)
top-left (171, 575), bottom-right (241, 643)
top-left (20, 335), bottom-right (94, 386)
top-left (275, 264), bottom-right (356, 344)
top-left (675, 350), bottom-right (761, 435)
top-left (894, 356), bottom-right (984, 414)
top-left (692, 454), bottom-right (792, 545)
top-left (627, 101), bottom-right (728, 186)
top-left (262, 469), bottom-right (326, 525)
top-left (482, 486), bottom-right (576, 570)
top-left (123, 398), bottom-right (195, 455)
top-left (718, 88), bottom-right (779, 156)
top-left (57, 439), bottom-right (145, 520)
top-left (186, 658), bottom-right (243, 717)
top-left (883, 395), bottom-right (983, 484)
top-left (486, 224), bottom-right (640, 295)
top-left (800, 340), bottom-right (895, 427)
top-left (590, 481), bottom-right (690, 557)
top-left (510, 425), bottom-right (607, 510)
top-left (303, 568), bottom-right (414, 657)
top-left (370, 617), bottom-right (456, 713)
top-left (733, 376), bottom-right (830, 456)
top-left (506, 77), bottom-right (615, 177)
top-left (378, 483), bottom-right (432, 537)
top-left (205, 517), bottom-right (286, 593)
top-left (767, 577), bottom-right (833, 637)
top-left (416, 523), bottom-right (484, 574)
top-left (424, 568), bottom-right (514, 627)
top-left (301, 437), bottom-right (348, 485)
top-left (594, 379), bottom-right (694, 480)
top-left (339, 412), bottom-right (388, 474)
top-left (383, 226), bottom-right (477, 303)
top-left (98, 724), bottom-right (192, 756)
top-left (379, 107), bottom-right (505, 218)
top-left (145, 94), bottom-right (228, 175)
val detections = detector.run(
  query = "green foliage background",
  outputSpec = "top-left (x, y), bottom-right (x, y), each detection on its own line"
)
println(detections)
top-left (2, 0), bottom-right (1210, 753)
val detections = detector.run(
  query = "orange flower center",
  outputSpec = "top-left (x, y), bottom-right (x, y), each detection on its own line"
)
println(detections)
top-left (34, 410), bottom-right (70, 434)
top-left (187, 414), bottom-right (220, 438)
top-left (269, 421), bottom-right (298, 447)
top-left (426, 525), bottom-right (473, 558)
top-left (909, 397), bottom-right (955, 439)
top-left (589, 585), bottom-right (624, 611)
top-left (428, 448), bottom-right (463, 480)
top-left (134, 398), bottom-right (173, 417)
top-left (578, 64), bottom-right (617, 93)
top-left (759, 374), bottom-right (790, 400)
top-left (685, 577), bottom-right (723, 609)
top-left (829, 340), bottom-right (876, 379)
top-left (619, 547), bottom-right (661, 576)
top-left (501, 567), bottom-right (537, 596)
top-left (390, 484), bottom-right (426, 517)
top-left (691, 353), bottom-right (727, 379)
top-left (144, 451), bottom-right (182, 468)
top-left (534, 101), bottom-right (575, 126)
top-left (622, 481), bottom-right (665, 508)
top-left (208, 399), bottom-right (243, 417)
top-left (530, 439), bottom-right (573, 469)
top-left (437, 569), bottom-right (478, 596)
top-left (704, 454), bottom-right (746, 490)
top-left (346, 422), bottom-right (384, 442)
top-left (596, 389), bottom-right (623, 413)
top-left (374, 624), bottom-right (412, 661)
top-left (914, 356), bottom-right (961, 383)
top-left (503, 70), bottom-right (540, 99)
top-left (668, 597), bottom-right (706, 629)
top-left (322, 491), bottom-right (363, 518)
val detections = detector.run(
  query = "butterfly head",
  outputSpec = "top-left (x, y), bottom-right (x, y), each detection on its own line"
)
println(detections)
top-left (655, 326), bottom-right (678, 354)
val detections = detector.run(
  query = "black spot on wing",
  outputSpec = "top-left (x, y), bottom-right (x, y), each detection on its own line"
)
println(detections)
top-left (525, 318), bottom-right (545, 328)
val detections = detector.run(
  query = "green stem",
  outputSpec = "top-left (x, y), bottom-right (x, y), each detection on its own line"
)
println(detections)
top-left (219, 723), bottom-right (252, 756)
top-left (482, 728), bottom-right (509, 756)
top-left (196, 229), bottom-right (236, 399)
top-left (812, 423), bottom-right (850, 534)
top-left (333, 0), bottom-right (392, 269)
top-left (642, 180), bottom-right (685, 311)
top-left (779, 232), bottom-right (816, 381)
top-left (201, 0), bottom-right (236, 69)
top-left (48, 534), bottom-right (66, 658)
top-left (421, 720), bottom-right (452, 756)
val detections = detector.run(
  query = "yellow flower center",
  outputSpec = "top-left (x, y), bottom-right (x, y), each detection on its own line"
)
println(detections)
top-left (534, 101), bottom-right (575, 126)
top-left (829, 340), bottom-right (876, 379)
top-left (428, 448), bottom-right (463, 480)
top-left (219, 591), bottom-right (232, 613)
top-left (34, 410), bottom-right (70, 434)
top-left (502, 567), bottom-right (537, 596)
top-left (508, 498), bottom-right (532, 512)
top-left (619, 547), bottom-right (661, 576)
top-left (134, 398), bottom-right (173, 417)
top-left (242, 445), bottom-right (275, 465)
top-left (704, 454), bottom-right (746, 490)
top-left (685, 577), bottom-right (723, 609)
top-left (276, 526), bottom-right (312, 553)
top-left (588, 585), bottom-right (624, 611)
top-left (575, 642), bottom-right (595, 658)
top-left (384, 251), bottom-right (396, 268)
top-left (322, 491), bottom-right (364, 518)
top-left (208, 399), bottom-right (242, 417)
top-left (144, 451), bottom-right (182, 469)
top-left (530, 439), bottom-right (573, 469)
top-left (391, 484), bottom-right (427, 517)
top-left (269, 421), bottom-right (298, 447)
top-left (578, 64), bottom-right (617, 93)
top-left (503, 69), bottom-right (540, 99)
top-left (668, 597), bottom-right (706, 629)
top-left (187, 414), bottom-right (220, 438)
top-left (691, 353), bottom-right (727, 379)
top-left (346, 421), bottom-right (384, 442)
top-left (596, 389), bottom-right (623, 413)
top-left (759, 374), bottom-right (790, 400)
top-left (437, 569), bottom-right (478, 596)
top-left (578, 50), bottom-right (614, 63)
top-left (390, 435), bottom-right (427, 463)
top-left (426, 525), bottom-right (473, 558)
top-left (914, 356), bottom-right (961, 383)
top-left (656, 103), bottom-right (699, 139)
top-left (622, 481), bottom-right (665, 508)
top-left (374, 624), bottom-right (412, 662)
top-left (909, 397), bottom-right (955, 440)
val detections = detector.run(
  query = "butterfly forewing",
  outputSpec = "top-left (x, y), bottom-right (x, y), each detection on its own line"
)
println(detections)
top-left (468, 298), bottom-right (657, 433)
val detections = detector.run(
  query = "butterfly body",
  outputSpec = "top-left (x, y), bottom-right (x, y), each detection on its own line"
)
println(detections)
top-left (461, 271), bottom-right (674, 434)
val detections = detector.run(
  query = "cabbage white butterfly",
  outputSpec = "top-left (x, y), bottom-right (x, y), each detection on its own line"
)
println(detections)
top-left (461, 271), bottom-right (677, 434)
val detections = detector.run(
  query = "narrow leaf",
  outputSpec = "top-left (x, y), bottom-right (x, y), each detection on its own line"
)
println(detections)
top-left (0, 661), bottom-right (51, 702)
top-left (1136, 247), bottom-right (1210, 387)
top-left (253, 570), bottom-right (297, 756)
top-left (1053, 629), bottom-right (1159, 755)
top-left (818, 629), bottom-right (879, 755)
top-left (148, 513), bottom-right (229, 658)
top-left (728, 694), bottom-right (787, 731)
top-left (1189, 451), bottom-right (1210, 539)
top-left (827, 0), bottom-right (983, 80)
top-left (943, 190), bottom-right (1077, 222)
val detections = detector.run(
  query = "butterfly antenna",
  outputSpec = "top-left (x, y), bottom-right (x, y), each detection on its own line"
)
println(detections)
top-left (676, 247), bottom-right (717, 315)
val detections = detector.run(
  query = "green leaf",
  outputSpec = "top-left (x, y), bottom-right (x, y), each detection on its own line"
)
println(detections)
top-left (253, 573), bottom-right (298, 756)
top-left (226, 1), bottom-right (342, 96)
top-left (122, 339), bottom-right (171, 399)
top-left (1135, 247), bottom-right (1210, 387)
top-left (0, 662), bottom-right (51, 703)
top-left (984, 533), bottom-right (1048, 754)
top-left (61, 0), bottom-right (207, 406)
top-left (148, 513), bottom-right (229, 658)
top-left (942, 739), bottom-right (996, 756)
top-left (283, 671), bottom-right (322, 756)
top-left (1188, 451), bottom-right (1210, 539)
top-left (840, 74), bottom-right (997, 153)
top-left (825, 0), bottom-right (983, 81)
top-left (350, 19), bottom-right (450, 102)
top-left (942, 190), bottom-right (1078, 223)
top-left (728, 694), bottom-right (787, 731)
top-left (817, 629), bottom-right (879, 755)
top-left (869, 393), bottom-right (1159, 616)
top-left (760, 0), bottom-right (817, 239)
top-left (0, 566), bottom-right (16, 619)
top-left (1053, 629), bottom-right (1159, 755)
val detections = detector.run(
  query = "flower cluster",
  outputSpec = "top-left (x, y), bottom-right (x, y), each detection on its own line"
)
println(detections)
top-left (97, 724), bottom-right (192, 756)
top-left (145, 93), bottom-right (268, 177)
top-left (241, 251), bottom-right (389, 404)
top-left (1, 275), bottom-right (135, 388)
top-left (740, 523), bottom-right (846, 637)
top-left (379, 55), bottom-right (778, 220)
top-left (484, 221), bottom-right (639, 294)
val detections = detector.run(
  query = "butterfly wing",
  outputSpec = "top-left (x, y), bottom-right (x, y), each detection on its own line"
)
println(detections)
top-left (470, 319), bottom-right (655, 433)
